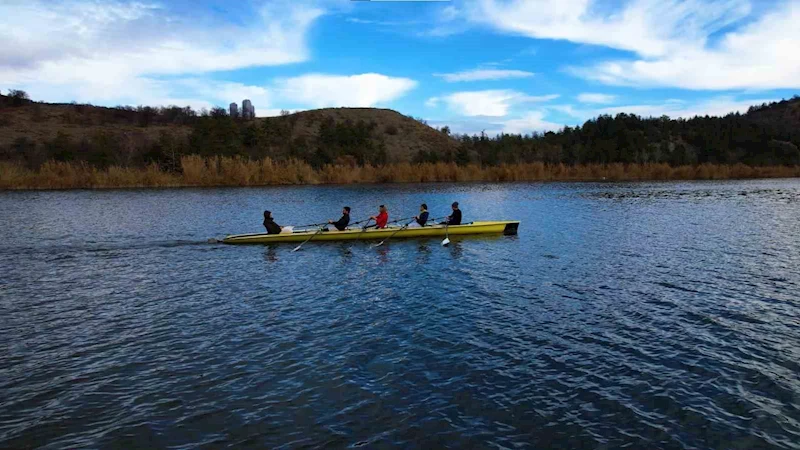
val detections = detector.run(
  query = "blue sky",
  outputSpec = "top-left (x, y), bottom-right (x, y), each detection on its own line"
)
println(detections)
top-left (1, 0), bottom-right (799, 135)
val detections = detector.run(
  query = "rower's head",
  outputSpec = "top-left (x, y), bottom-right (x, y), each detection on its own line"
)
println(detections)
top-left (451, 202), bottom-right (459, 210)
top-left (379, 205), bottom-right (387, 213)
top-left (264, 210), bottom-right (272, 219)
top-left (420, 203), bottom-right (428, 212)
top-left (343, 206), bottom-right (351, 215)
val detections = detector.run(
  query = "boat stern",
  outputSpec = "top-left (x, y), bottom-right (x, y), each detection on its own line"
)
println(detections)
top-left (503, 221), bottom-right (520, 235)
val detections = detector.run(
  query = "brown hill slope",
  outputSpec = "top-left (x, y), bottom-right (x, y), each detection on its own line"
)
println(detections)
top-left (745, 96), bottom-right (800, 126)
top-left (0, 95), bottom-right (457, 164)
top-left (281, 108), bottom-right (457, 162)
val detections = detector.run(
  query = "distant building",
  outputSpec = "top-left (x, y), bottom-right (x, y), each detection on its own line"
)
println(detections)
top-left (229, 102), bottom-right (239, 118)
top-left (242, 99), bottom-right (255, 120)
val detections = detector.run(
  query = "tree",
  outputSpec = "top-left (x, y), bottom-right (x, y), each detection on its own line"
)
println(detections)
top-left (7, 89), bottom-right (30, 107)
top-left (210, 107), bottom-right (228, 118)
top-left (441, 126), bottom-right (451, 136)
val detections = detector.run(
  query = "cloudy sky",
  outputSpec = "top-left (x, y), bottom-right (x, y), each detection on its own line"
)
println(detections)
top-left (1, 0), bottom-right (798, 134)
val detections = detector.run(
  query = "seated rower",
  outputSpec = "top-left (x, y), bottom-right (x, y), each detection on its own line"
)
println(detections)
top-left (327, 206), bottom-right (351, 231)
top-left (445, 202), bottom-right (462, 225)
top-left (369, 205), bottom-right (389, 229)
top-left (263, 210), bottom-right (282, 234)
top-left (409, 203), bottom-right (429, 228)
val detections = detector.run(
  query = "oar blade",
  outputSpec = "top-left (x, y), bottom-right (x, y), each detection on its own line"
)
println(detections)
top-left (441, 237), bottom-right (450, 246)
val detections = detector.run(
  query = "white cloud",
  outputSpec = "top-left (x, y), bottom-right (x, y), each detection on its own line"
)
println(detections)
top-left (435, 90), bottom-right (558, 116)
top-left (422, 4), bottom-right (471, 37)
top-left (425, 97), bottom-right (441, 108)
top-left (432, 94), bottom-right (779, 137)
top-left (166, 73), bottom-right (418, 115)
top-left (346, 17), bottom-right (421, 26)
top-left (552, 96), bottom-right (776, 123)
top-left (0, 0), bottom-right (324, 106)
top-left (573, 2), bottom-right (800, 90)
top-left (468, 0), bottom-right (751, 58)
top-left (597, 96), bottom-right (774, 119)
top-left (435, 69), bottom-right (535, 82)
top-left (275, 73), bottom-right (417, 108)
top-left (501, 112), bottom-right (562, 134)
top-left (0, 2), bottom-right (417, 113)
top-left (469, 0), bottom-right (800, 90)
top-left (429, 111), bottom-right (561, 136)
top-left (577, 93), bottom-right (617, 104)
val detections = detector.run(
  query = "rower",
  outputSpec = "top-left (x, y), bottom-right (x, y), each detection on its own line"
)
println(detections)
top-left (409, 203), bottom-right (429, 228)
top-left (369, 205), bottom-right (389, 229)
top-left (445, 202), bottom-right (462, 225)
top-left (263, 210), bottom-right (282, 234)
top-left (327, 206), bottom-right (351, 231)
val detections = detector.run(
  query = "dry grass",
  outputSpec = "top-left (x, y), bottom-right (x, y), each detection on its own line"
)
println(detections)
top-left (1, 158), bottom-right (799, 190)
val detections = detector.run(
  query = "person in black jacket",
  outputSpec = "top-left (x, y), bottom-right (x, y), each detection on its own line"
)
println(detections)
top-left (327, 206), bottom-right (351, 231)
top-left (411, 203), bottom-right (429, 227)
top-left (445, 202), bottom-right (462, 225)
top-left (263, 210), bottom-right (282, 234)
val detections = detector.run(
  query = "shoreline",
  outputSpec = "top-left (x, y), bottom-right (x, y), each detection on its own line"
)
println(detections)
top-left (2, 157), bottom-right (799, 190)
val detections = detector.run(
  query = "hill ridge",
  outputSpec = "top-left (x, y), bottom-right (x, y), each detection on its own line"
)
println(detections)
top-left (1, 92), bottom-right (799, 169)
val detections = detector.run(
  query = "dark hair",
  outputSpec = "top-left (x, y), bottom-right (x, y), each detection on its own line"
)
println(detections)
top-left (264, 210), bottom-right (271, 218)
top-left (379, 204), bottom-right (385, 208)
top-left (452, 202), bottom-right (459, 207)
top-left (421, 203), bottom-right (428, 209)
top-left (344, 206), bottom-right (351, 213)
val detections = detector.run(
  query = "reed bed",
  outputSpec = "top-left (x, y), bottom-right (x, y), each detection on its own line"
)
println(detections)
top-left (2, 157), bottom-right (799, 190)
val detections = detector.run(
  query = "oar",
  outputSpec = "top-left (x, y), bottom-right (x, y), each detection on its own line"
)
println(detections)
top-left (389, 216), bottom-right (414, 223)
top-left (349, 218), bottom-right (373, 228)
top-left (427, 216), bottom-right (447, 226)
top-left (292, 225), bottom-right (326, 252)
top-left (372, 219), bottom-right (415, 248)
top-left (441, 220), bottom-right (451, 246)
top-left (294, 221), bottom-right (327, 229)
top-left (352, 218), bottom-right (374, 242)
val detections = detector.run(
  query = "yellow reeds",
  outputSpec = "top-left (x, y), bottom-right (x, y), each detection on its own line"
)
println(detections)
top-left (1, 157), bottom-right (799, 190)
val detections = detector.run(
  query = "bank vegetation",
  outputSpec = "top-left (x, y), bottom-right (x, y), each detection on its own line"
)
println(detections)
top-left (2, 157), bottom-right (798, 190)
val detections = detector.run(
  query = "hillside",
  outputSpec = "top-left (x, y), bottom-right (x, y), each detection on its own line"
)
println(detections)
top-left (746, 98), bottom-right (800, 127)
top-left (1, 92), bottom-right (800, 171)
top-left (0, 94), bottom-right (458, 168)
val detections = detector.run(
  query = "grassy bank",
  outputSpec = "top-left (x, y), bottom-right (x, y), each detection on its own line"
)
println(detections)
top-left (1, 156), bottom-right (799, 190)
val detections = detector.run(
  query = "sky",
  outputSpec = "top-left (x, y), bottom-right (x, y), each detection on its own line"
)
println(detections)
top-left (1, 0), bottom-right (799, 135)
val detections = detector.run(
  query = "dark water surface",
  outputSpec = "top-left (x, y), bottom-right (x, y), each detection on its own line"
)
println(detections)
top-left (1, 180), bottom-right (799, 449)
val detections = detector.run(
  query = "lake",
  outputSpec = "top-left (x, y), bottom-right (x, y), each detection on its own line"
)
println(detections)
top-left (1, 180), bottom-right (799, 449)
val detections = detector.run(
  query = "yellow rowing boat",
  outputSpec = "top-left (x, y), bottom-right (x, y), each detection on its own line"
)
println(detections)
top-left (222, 221), bottom-right (520, 244)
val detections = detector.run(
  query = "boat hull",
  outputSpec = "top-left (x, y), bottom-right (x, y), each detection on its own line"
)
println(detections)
top-left (222, 221), bottom-right (520, 244)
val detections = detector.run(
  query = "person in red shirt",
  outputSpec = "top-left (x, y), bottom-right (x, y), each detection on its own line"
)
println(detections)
top-left (370, 205), bottom-right (389, 229)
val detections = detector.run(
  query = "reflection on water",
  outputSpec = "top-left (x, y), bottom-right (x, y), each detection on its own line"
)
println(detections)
top-left (1, 179), bottom-right (799, 449)
top-left (263, 245), bottom-right (279, 263)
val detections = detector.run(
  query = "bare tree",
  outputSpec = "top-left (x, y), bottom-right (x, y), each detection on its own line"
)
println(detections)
top-left (8, 89), bottom-right (30, 107)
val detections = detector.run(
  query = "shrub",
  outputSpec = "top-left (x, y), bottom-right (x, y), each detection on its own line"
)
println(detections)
top-left (8, 89), bottom-right (30, 107)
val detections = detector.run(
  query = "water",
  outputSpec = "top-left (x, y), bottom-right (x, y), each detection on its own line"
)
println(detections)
top-left (1, 180), bottom-right (799, 449)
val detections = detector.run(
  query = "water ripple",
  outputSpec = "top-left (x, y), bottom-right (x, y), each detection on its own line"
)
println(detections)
top-left (1, 180), bottom-right (799, 448)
